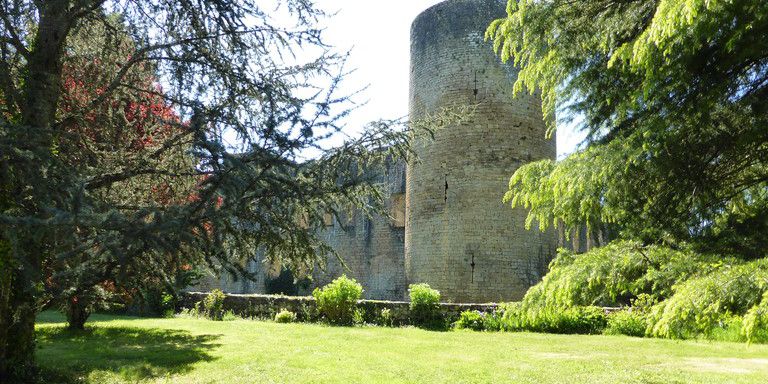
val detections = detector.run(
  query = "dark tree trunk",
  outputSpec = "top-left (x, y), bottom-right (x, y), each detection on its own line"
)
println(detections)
top-left (0, 272), bottom-right (38, 382)
top-left (0, 243), bottom-right (15, 381)
top-left (1, 1), bottom-right (75, 381)
top-left (66, 299), bottom-right (91, 331)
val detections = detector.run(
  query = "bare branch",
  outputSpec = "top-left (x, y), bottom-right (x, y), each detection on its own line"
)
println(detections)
top-left (0, 3), bottom-right (30, 58)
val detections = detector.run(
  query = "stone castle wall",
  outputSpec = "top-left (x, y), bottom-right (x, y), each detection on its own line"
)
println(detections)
top-left (405, 0), bottom-right (557, 303)
top-left (190, 253), bottom-right (270, 295)
top-left (179, 291), bottom-right (499, 324)
top-left (190, 160), bottom-right (408, 301)
top-left (312, 159), bottom-right (408, 300)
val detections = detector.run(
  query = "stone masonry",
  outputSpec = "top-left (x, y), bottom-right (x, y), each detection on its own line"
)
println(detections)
top-left (405, 0), bottom-right (557, 303)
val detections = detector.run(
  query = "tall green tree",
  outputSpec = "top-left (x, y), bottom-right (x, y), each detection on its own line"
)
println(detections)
top-left (0, 1), bottom-right (429, 381)
top-left (487, 0), bottom-right (768, 255)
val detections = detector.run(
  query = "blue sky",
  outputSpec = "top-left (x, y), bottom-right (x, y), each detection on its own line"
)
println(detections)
top-left (313, 0), bottom-right (586, 158)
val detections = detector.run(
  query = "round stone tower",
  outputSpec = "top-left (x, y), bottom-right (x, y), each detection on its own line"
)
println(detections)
top-left (405, 0), bottom-right (557, 303)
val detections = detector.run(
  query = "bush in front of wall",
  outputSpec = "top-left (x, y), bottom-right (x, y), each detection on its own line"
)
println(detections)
top-left (520, 241), bottom-right (726, 310)
top-left (312, 275), bottom-right (363, 325)
top-left (201, 289), bottom-right (226, 321)
top-left (743, 292), bottom-right (768, 344)
top-left (454, 310), bottom-right (486, 331)
top-left (378, 308), bottom-right (394, 327)
top-left (160, 293), bottom-right (176, 318)
top-left (274, 309), bottom-right (298, 324)
top-left (409, 283), bottom-right (442, 328)
top-left (222, 310), bottom-right (238, 321)
top-left (353, 308), bottom-right (366, 326)
top-left (705, 315), bottom-right (748, 343)
top-left (482, 309), bottom-right (505, 332)
top-left (498, 302), bottom-right (526, 331)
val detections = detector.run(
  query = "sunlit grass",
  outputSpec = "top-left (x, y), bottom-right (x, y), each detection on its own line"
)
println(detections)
top-left (36, 311), bottom-right (768, 383)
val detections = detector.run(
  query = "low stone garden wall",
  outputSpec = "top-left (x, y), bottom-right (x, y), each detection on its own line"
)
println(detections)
top-left (180, 292), bottom-right (499, 325)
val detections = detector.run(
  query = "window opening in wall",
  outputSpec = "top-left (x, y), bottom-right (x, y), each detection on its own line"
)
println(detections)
top-left (470, 253), bottom-right (476, 283)
top-left (444, 174), bottom-right (448, 204)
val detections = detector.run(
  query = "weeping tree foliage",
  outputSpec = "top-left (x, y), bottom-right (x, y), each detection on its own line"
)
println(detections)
top-left (0, 1), bottom-right (441, 380)
top-left (517, 240), bottom-right (768, 342)
top-left (519, 241), bottom-right (728, 309)
top-left (488, 0), bottom-right (768, 255)
top-left (648, 257), bottom-right (768, 340)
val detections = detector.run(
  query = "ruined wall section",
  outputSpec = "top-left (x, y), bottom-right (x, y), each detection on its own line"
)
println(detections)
top-left (189, 161), bottom-right (407, 300)
top-left (405, 0), bottom-right (557, 303)
top-left (312, 159), bottom-right (408, 300)
top-left (187, 255), bottom-right (270, 295)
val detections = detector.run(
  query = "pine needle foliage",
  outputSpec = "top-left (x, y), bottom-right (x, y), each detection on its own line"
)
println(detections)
top-left (489, 0), bottom-right (768, 254)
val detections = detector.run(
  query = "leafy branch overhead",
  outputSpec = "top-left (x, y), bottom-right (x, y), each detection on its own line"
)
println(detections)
top-left (489, 0), bottom-right (768, 255)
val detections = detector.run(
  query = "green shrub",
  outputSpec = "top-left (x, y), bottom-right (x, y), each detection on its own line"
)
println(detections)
top-left (177, 307), bottom-right (199, 318)
top-left (201, 289), bottom-right (226, 321)
top-left (192, 301), bottom-right (203, 317)
top-left (499, 302), bottom-right (526, 331)
top-left (706, 316), bottom-right (747, 343)
top-left (353, 308), bottom-right (366, 326)
top-left (482, 310), bottom-right (505, 332)
top-left (409, 283), bottom-right (441, 327)
top-left (222, 310), bottom-right (238, 321)
top-left (379, 308), bottom-right (394, 327)
top-left (526, 306), bottom-right (608, 334)
top-left (649, 259), bottom-right (768, 339)
top-left (160, 293), bottom-right (176, 318)
top-left (274, 309), bottom-right (297, 324)
top-left (312, 275), bottom-right (363, 325)
top-left (522, 241), bottom-right (726, 309)
top-left (499, 303), bottom-right (607, 334)
top-left (631, 293), bottom-right (657, 314)
top-left (298, 302), bottom-right (318, 322)
top-left (604, 310), bottom-right (646, 337)
top-left (454, 310), bottom-right (485, 331)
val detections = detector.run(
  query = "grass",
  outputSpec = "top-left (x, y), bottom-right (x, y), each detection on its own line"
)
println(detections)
top-left (36, 311), bottom-right (768, 383)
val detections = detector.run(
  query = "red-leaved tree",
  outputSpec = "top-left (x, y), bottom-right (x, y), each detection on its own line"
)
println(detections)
top-left (43, 21), bottom-right (199, 329)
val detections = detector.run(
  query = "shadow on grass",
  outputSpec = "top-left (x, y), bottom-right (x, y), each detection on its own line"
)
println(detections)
top-left (35, 311), bottom-right (161, 325)
top-left (36, 325), bottom-right (220, 383)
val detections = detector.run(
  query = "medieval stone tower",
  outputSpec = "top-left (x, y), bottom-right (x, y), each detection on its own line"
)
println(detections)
top-left (193, 0), bottom-right (559, 303)
top-left (405, 0), bottom-right (557, 303)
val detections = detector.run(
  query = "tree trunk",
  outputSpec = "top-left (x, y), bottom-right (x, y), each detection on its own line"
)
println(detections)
top-left (0, 242), bottom-right (13, 381)
top-left (2, 1), bottom-right (74, 381)
top-left (1, 192), bottom-right (37, 382)
top-left (66, 298), bottom-right (91, 331)
top-left (572, 228), bottom-right (581, 253)
top-left (0, 270), bottom-right (38, 382)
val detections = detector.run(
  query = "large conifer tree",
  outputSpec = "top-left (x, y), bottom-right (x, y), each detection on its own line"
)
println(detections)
top-left (0, 1), bottom-right (427, 380)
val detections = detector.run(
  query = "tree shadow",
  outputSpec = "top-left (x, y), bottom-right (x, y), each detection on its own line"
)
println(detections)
top-left (35, 311), bottom-right (159, 324)
top-left (36, 326), bottom-right (220, 383)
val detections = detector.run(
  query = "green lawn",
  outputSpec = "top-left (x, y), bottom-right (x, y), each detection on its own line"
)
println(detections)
top-left (36, 311), bottom-right (768, 383)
